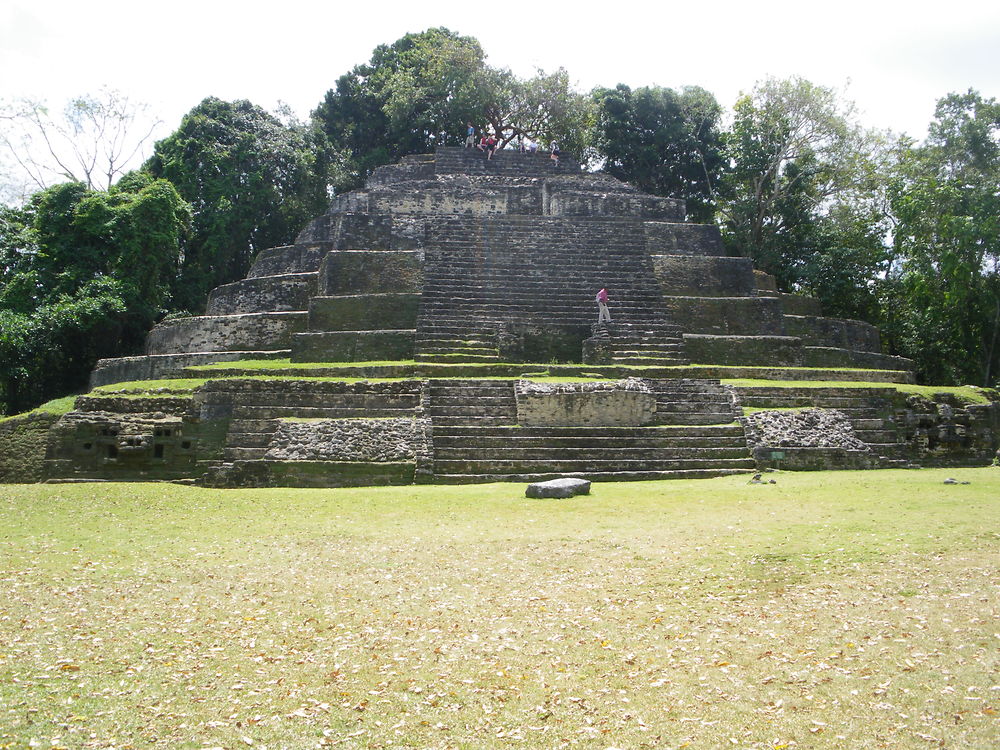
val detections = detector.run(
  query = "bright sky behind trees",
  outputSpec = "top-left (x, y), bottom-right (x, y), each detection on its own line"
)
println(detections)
top-left (2, 0), bottom-right (998, 162)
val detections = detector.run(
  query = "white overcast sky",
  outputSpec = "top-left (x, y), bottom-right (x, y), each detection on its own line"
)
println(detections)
top-left (3, 0), bottom-right (999, 152)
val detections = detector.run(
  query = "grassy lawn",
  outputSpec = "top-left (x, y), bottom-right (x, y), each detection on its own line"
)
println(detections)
top-left (1, 469), bottom-right (997, 749)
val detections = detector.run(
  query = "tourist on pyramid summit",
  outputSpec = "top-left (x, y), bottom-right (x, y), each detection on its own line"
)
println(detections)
top-left (550, 142), bottom-right (560, 165)
top-left (526, 138), bottom-right (538, 154)
top-left (596, 288), bottom-right (611, 322)
top-left (485, 134), bottom-right (498, 160)
top-left (465, 122), bottom-right (475, 148)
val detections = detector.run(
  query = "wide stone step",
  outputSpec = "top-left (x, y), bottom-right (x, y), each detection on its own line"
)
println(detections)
top-left (611, 356), bottom-right (689, 366)
top-left (428, 416), bottom-right (517, 426)
top-left (225, 447), bottom-right (269, 461)
top-left (432, 457), bottom-right (757, 473)
top-left (433, 424), bottom-right (747, 438)
top-left (231, 406), bottom-right (419, 419)
top-left (431, 434), bottom-right (748, 449)
top-left (425, 468), bottom-right (755, 484)
top-left (433, 447), bottom-right (752, 460)
top-left (428, 406), bottom-right (518, 418)
top-left (224, 432), bottom-right (275, 449)
top-left (428, 395), bottom-right (516, 405)
top-left (415, 353), bottom-right (504, 362)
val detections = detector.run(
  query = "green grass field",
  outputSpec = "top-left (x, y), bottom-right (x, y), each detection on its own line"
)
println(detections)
top-left (1, 469), bottom-right (997, 749)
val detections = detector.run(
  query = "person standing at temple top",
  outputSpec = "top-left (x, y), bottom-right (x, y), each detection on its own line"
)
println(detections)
top-left (465, 122), bottom-right (475, 148)
top-left (596, 287), bottom-right (611, 322)
top-left (550, 142), bottom-right (560, 165)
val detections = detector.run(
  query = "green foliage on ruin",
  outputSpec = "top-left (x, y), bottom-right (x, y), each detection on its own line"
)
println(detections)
top-left (591, 84), bottom-right (726, 223)
top-left (313, 27), bottom-right (593, 190)
top-left (0, 177), bottom-right (190, 414)
top-left (147, 97), bottom-right (341, 311)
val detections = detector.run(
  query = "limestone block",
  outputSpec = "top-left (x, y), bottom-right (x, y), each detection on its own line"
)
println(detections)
top-left (308, 293), bottom-right (421, 332)
top-left (0, 412), bottom-right (58, 482)
top-left (516, 379), bottom-right (656, 427)
top-left (206, 273), bottom-right (317, 314)
top-left (644, 222), bottom-right (725, 256)
top-left (651, 256), bottom-right (756, 296)
top-left (525, 477), bottom-right (592, 498)
top-left (146, 312), bottom-right (308, 355)
top-left (264, 417), bottom-right (429, 462)
top-left (291, 330), bottom-right (416, 362)
top-left (319, 250), bottom-right (424, 295)
top-left (783, 315), bottom-right (882, 352)
top-left (248, 243), bottom-right (329, 278)
top-left (665, 296), bottom-right (786, 336)
top-left (682, 334), bottom-right (805, 367)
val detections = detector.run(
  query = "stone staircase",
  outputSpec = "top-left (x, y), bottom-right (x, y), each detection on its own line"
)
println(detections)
top-left (415, 215), bottom-right (686, 364)
top-left (423, 378), bottom-right (752, 483)
top-left (587, 322), bottom-right (688, 366)
top-left (424, 379), bottom-right (518, 425)
top-left (427, 424), bottom-right (755, 483)
top-left (734, 386), bottom-right (907, 463)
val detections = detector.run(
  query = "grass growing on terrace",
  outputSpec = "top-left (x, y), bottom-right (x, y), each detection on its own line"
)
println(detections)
top-left (2, 469), bottom-right (998, 749)
top-left (0, 396), bottom-right (76, 424)
top-left (722, 379), bottom-right (995, 405)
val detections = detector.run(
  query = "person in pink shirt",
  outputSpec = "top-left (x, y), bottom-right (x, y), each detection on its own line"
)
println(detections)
top-left (596, 288), bottom-right (611, 322)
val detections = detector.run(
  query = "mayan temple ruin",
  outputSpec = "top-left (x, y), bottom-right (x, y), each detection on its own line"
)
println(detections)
top-left (4, 147), bottom-right (998, 486)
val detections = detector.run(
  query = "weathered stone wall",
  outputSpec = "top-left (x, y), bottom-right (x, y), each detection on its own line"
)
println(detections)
top-left (247, 243), bottom-right (330, 278)
top-left (778, 292), bottom-right (823, 316)
top-left (45, 407), bottom-right (216, 481)
top-left (264, 417), bottom-right (430, 462)
top-left (546, 188), bottom-right (683, 220)
top-left (497, 322), bottom-right (590, 364)
top-left (146, 312), bottom-right (307, 355)
top-left (897, 394), bottom-right (1000, 466)
top-left (89, 351), bottom-right (287, 389)
top-left (318, 250), bottom-right (423, 295)
top-left (515, 379), bottom-right (656, 427)
top-left (783, 315), bottom-right (881, 352)
top-left (206, 273), bottom-right (317, 315)
top-left (434, 146), bottom-right (582, 176)
top-left (291, 330), bottom-right (416, 362)
top-left (665, 296), bottom-right (786, 336)
top-left (683, 334), bottom-right (805, 366)
top-left (651, 256), bottom-right (757, 297)
top-left (644, 223), bottom-right (725, 256)
top-left (0, 413), bottom-right (59, 482)
top-left (754, 270), bottom-right (779, 294)
top-left (802, 348), bottom-right (915, 371)
top-left (308, 293), bottom-right (421, 332)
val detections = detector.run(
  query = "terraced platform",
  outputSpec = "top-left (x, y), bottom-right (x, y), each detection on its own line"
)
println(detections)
top-left (8, 147), bottom-right (994, 487)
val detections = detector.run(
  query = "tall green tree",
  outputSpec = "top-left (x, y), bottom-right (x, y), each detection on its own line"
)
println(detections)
top-left (147, 98), bottom-right (338, 311)
top-left (314, 28), bottom-right (486, 189)
top-left (721, 77), bottom-right (864, 288)
top-left (0, 176), bottom-right (190, 414)
top-left (591, 84), bottom-right (725, 222)
top-left (883, 91), bottom-right (1000, 386)
top-left (314, 29), bottom-right (594, 190)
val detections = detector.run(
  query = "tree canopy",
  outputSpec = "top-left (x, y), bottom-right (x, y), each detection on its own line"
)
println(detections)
top-left (147, 97), bottom-right (339, 311)
top-left (591, 84), bottom-right (725, 222)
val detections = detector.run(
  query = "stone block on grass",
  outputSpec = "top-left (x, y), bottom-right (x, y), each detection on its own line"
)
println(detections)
top-left (525, 477), bottom-right (592, 499)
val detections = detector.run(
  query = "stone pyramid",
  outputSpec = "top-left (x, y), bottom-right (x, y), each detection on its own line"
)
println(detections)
top-left (29, 147), bottom-right (996, 487)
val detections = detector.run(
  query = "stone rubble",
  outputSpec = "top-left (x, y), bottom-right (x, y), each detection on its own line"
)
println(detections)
top-left (742, 408), bottom-right (871, 451)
